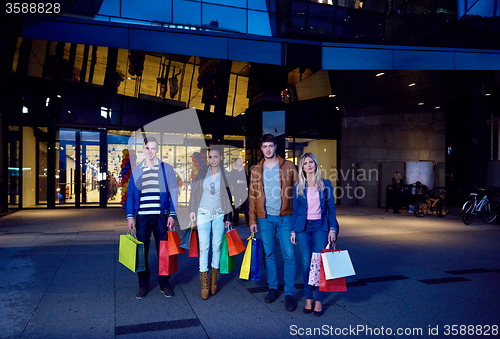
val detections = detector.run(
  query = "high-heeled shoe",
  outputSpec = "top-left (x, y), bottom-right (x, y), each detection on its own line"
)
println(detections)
top-left (313, 301), bottom-right (324, 317)
top-left (303, 299), bottom-right (314, 314)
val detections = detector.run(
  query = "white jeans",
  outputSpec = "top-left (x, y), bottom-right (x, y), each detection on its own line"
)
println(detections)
top-left (197, 208), bottom-right (225, 272)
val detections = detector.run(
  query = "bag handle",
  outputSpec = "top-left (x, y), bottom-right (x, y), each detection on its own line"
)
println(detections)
top-left (247, 232), bottom-right (255, 240)
top-left (128, 229), bottom-right (138, 239)
top-left (325, 240), bottom-right (337, 250)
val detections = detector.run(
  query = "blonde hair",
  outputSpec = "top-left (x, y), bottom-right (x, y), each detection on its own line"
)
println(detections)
top-left (297, 152), bottom-right (324, 196)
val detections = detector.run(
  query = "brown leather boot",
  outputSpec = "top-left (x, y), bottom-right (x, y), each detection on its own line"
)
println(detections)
top-left (200, 271), bottom-right (209, 300)
top-left (210, 268), bottom-right (219, 296)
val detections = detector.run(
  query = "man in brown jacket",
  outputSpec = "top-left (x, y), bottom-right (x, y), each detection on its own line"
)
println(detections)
top-left (248, 134), bottom-right (298, 311)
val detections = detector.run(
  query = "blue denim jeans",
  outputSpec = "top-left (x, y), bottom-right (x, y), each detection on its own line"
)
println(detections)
top-left (135, 214), bottom-right (170, 288)
top-left (197, 208), bottom-right (225, 272)
top-left (295, 219), bottom-right (329, 301)
top-left (258, 215), bottom-right (296, 296)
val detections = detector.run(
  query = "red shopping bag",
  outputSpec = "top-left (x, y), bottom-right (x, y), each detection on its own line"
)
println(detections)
top-left (167, 230), bottom-right (185, 255)
top-left (188, 228), bottom-right (199, 257)
top-left (226, 227), bottom-right (246, 256)
top-left (319, 243), bottom-right (347, 292)
top-left (159, 240), bottom-right (179, 276)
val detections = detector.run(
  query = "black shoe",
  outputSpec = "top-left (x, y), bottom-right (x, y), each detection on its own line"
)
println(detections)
top-left (161, 284), bottom-right (174, 298)
top-left (264, 289), bottom-right (279, 303)
top-left (135, 287), bottom-right (148, 300)
top-left (303, 307), bottom-right (313, 314)
top-left (285, 295), bottom-right (297, 312)
top-left (314, 301), bottom-right (324, 316)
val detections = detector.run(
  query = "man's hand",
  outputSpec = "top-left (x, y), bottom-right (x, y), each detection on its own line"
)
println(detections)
top-left (127, 218), bottom-right (135, 230)
top-left (167, 216), bottom-right (176, 231)
top-left (249, 224), bottom-right (258, 233)
top-left (290, 232), bottom-right (296, 245)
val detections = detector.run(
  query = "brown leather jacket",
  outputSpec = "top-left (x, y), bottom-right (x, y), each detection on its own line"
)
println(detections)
top-left (248, 156), bottom-right (298, 226)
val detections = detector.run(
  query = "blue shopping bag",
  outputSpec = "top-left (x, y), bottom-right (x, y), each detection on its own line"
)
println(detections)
top-left (249, 237), bottom-right (261, 281)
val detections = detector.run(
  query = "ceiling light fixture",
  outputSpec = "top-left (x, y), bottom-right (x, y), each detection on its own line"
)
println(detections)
top-left (409, 83), bottom-right (416, 87)
top-left (376, 72), bottom-right (385, 77)
top-left (418, 103), bottom-right (424, 106)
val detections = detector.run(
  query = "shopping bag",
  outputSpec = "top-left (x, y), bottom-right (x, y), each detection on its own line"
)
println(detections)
top-left (321, 242), bottom-right (356, 280)
top-left (239, 233), bottom-right (254, 280)
top-left (319, 243), bottom-right (346, 292)
top-left (249, 236), bottom-right (261, 281)
top-left (226, 227), bottom-right (246, 256)
top-left (159, 240), bottom-right (179, 276)
top-left (180, 222), bottom-right (194, 250)
top-left (220, 233), bottom-right (236, 274)
top-left (167, 230), bottom-right (185, 255)
top-left (188, 227), bottom-right (199, 257)
top-left (308, 252), bottom-right (321, 287)
top-left (118, 230), bottom-right (145, 273)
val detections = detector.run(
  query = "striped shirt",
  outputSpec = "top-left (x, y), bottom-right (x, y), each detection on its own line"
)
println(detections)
top-left (138, 160), bottom-right (161, 215)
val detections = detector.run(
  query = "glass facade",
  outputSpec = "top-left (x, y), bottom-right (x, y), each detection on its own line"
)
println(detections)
top-left (90, 0), bottom-right (273, 36)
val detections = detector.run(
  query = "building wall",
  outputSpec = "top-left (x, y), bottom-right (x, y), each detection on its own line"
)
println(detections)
top-left (340, 111), bottom-right (446, 207)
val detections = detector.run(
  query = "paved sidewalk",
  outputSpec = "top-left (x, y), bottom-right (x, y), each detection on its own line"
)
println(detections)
top-left (1, 206), bottom-right (499, 339)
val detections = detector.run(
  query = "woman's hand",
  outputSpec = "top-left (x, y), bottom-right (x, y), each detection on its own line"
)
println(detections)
top-left (189, 212), bottom-right (196, 225)
top-left (328, 230), bottom-right (337, 243)
top-left (225, 221), bottom-right (232, 228)
top-left (290, 232), bottom-right (296, 245)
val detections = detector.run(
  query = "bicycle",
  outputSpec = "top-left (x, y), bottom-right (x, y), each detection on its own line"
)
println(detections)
top-left (461, 187), bottom-right (499, 225)
top-left (414, 190), bottom-right (450, 217)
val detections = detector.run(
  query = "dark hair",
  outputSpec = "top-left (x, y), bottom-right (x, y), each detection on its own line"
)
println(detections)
top-left (233, 157), bottom-right (242, 163)
top-left (144, 136), bottom-right (158, 145)
top-left (260, 133), bottom-right (277, 147)
top-left (207, 144), bottom-right (225, 166)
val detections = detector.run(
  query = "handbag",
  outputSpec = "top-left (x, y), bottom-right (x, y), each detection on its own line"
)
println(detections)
top-left (220, 231), bottom-right (236, 274)
top-left (319, 242), bottom-right (347, 292)
top-left (180, 221), bottom-right (194, 250)
top-left (308, 252), bottom-right (321, 287)
top-left (225, 227), bottom-right (246, 256)
top-left (118, 230), bottom-right (145, 273)
top-left (249, 235), bottom-right (261, 281)
top-left (180, 222), bottom-right (199, 257)
top-left (321, 241), bottom-right (356, 280)
top-left (239, 233), bottom-right (254, 280)
top-left (159, 239), bottom-right (179, 276)
top-left (167, 230), bottom-right (185, 255)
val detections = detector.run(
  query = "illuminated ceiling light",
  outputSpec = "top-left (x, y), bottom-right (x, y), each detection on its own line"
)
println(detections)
top-left (376, 72), bottom-right (385, 77)
top-left (46, 98), bottom-right (50, 107)
top-left (68, 110), bottom-right (72, 114)
top-left (335, 107), bottom-right (340, 110)
top-left (57, 95), bottom-right (62, 98)
top-left (418, 102), bottom-right (424, 106)
top-left (485, 93), bottom-right (491, 96)
top-left (435, 106), bottom-right (440, 109)
top-left (22, 106), bottom-right (28, 114)
top-left (409, 83), bottom-right (416, 87)
top-left (241, 112), bottom-right (245, 115)
top-left (329, 94), bottom-right (336, 97)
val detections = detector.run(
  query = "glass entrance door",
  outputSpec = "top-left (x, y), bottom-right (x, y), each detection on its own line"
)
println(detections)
top-left (56, 128), bottom-right (101, 207)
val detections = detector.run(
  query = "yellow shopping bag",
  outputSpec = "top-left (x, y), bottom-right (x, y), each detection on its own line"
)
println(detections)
top-left (239, 233), bottom-right (255, 280)
top-left (119, 230), bottom-right (145, 273)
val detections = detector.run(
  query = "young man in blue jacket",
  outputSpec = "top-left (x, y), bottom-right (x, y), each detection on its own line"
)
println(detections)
top-left (125, 136), bottom-right (178, 299)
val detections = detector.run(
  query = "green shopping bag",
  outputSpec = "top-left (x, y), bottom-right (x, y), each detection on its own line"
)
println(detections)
top-left (119, 230), bottom-right (145, 273)
top-left (220, 232), bottom-right (236, 274)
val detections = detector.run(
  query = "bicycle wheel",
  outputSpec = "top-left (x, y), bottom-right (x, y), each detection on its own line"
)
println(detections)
top-left (480, 201), bottom-right (498, 224)
top-left (436, 200), bottom-right (450, 217)
top-left (414, 200), bottom-right (428, 217)
top-left (461, 201), bottom-right (476, 225)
